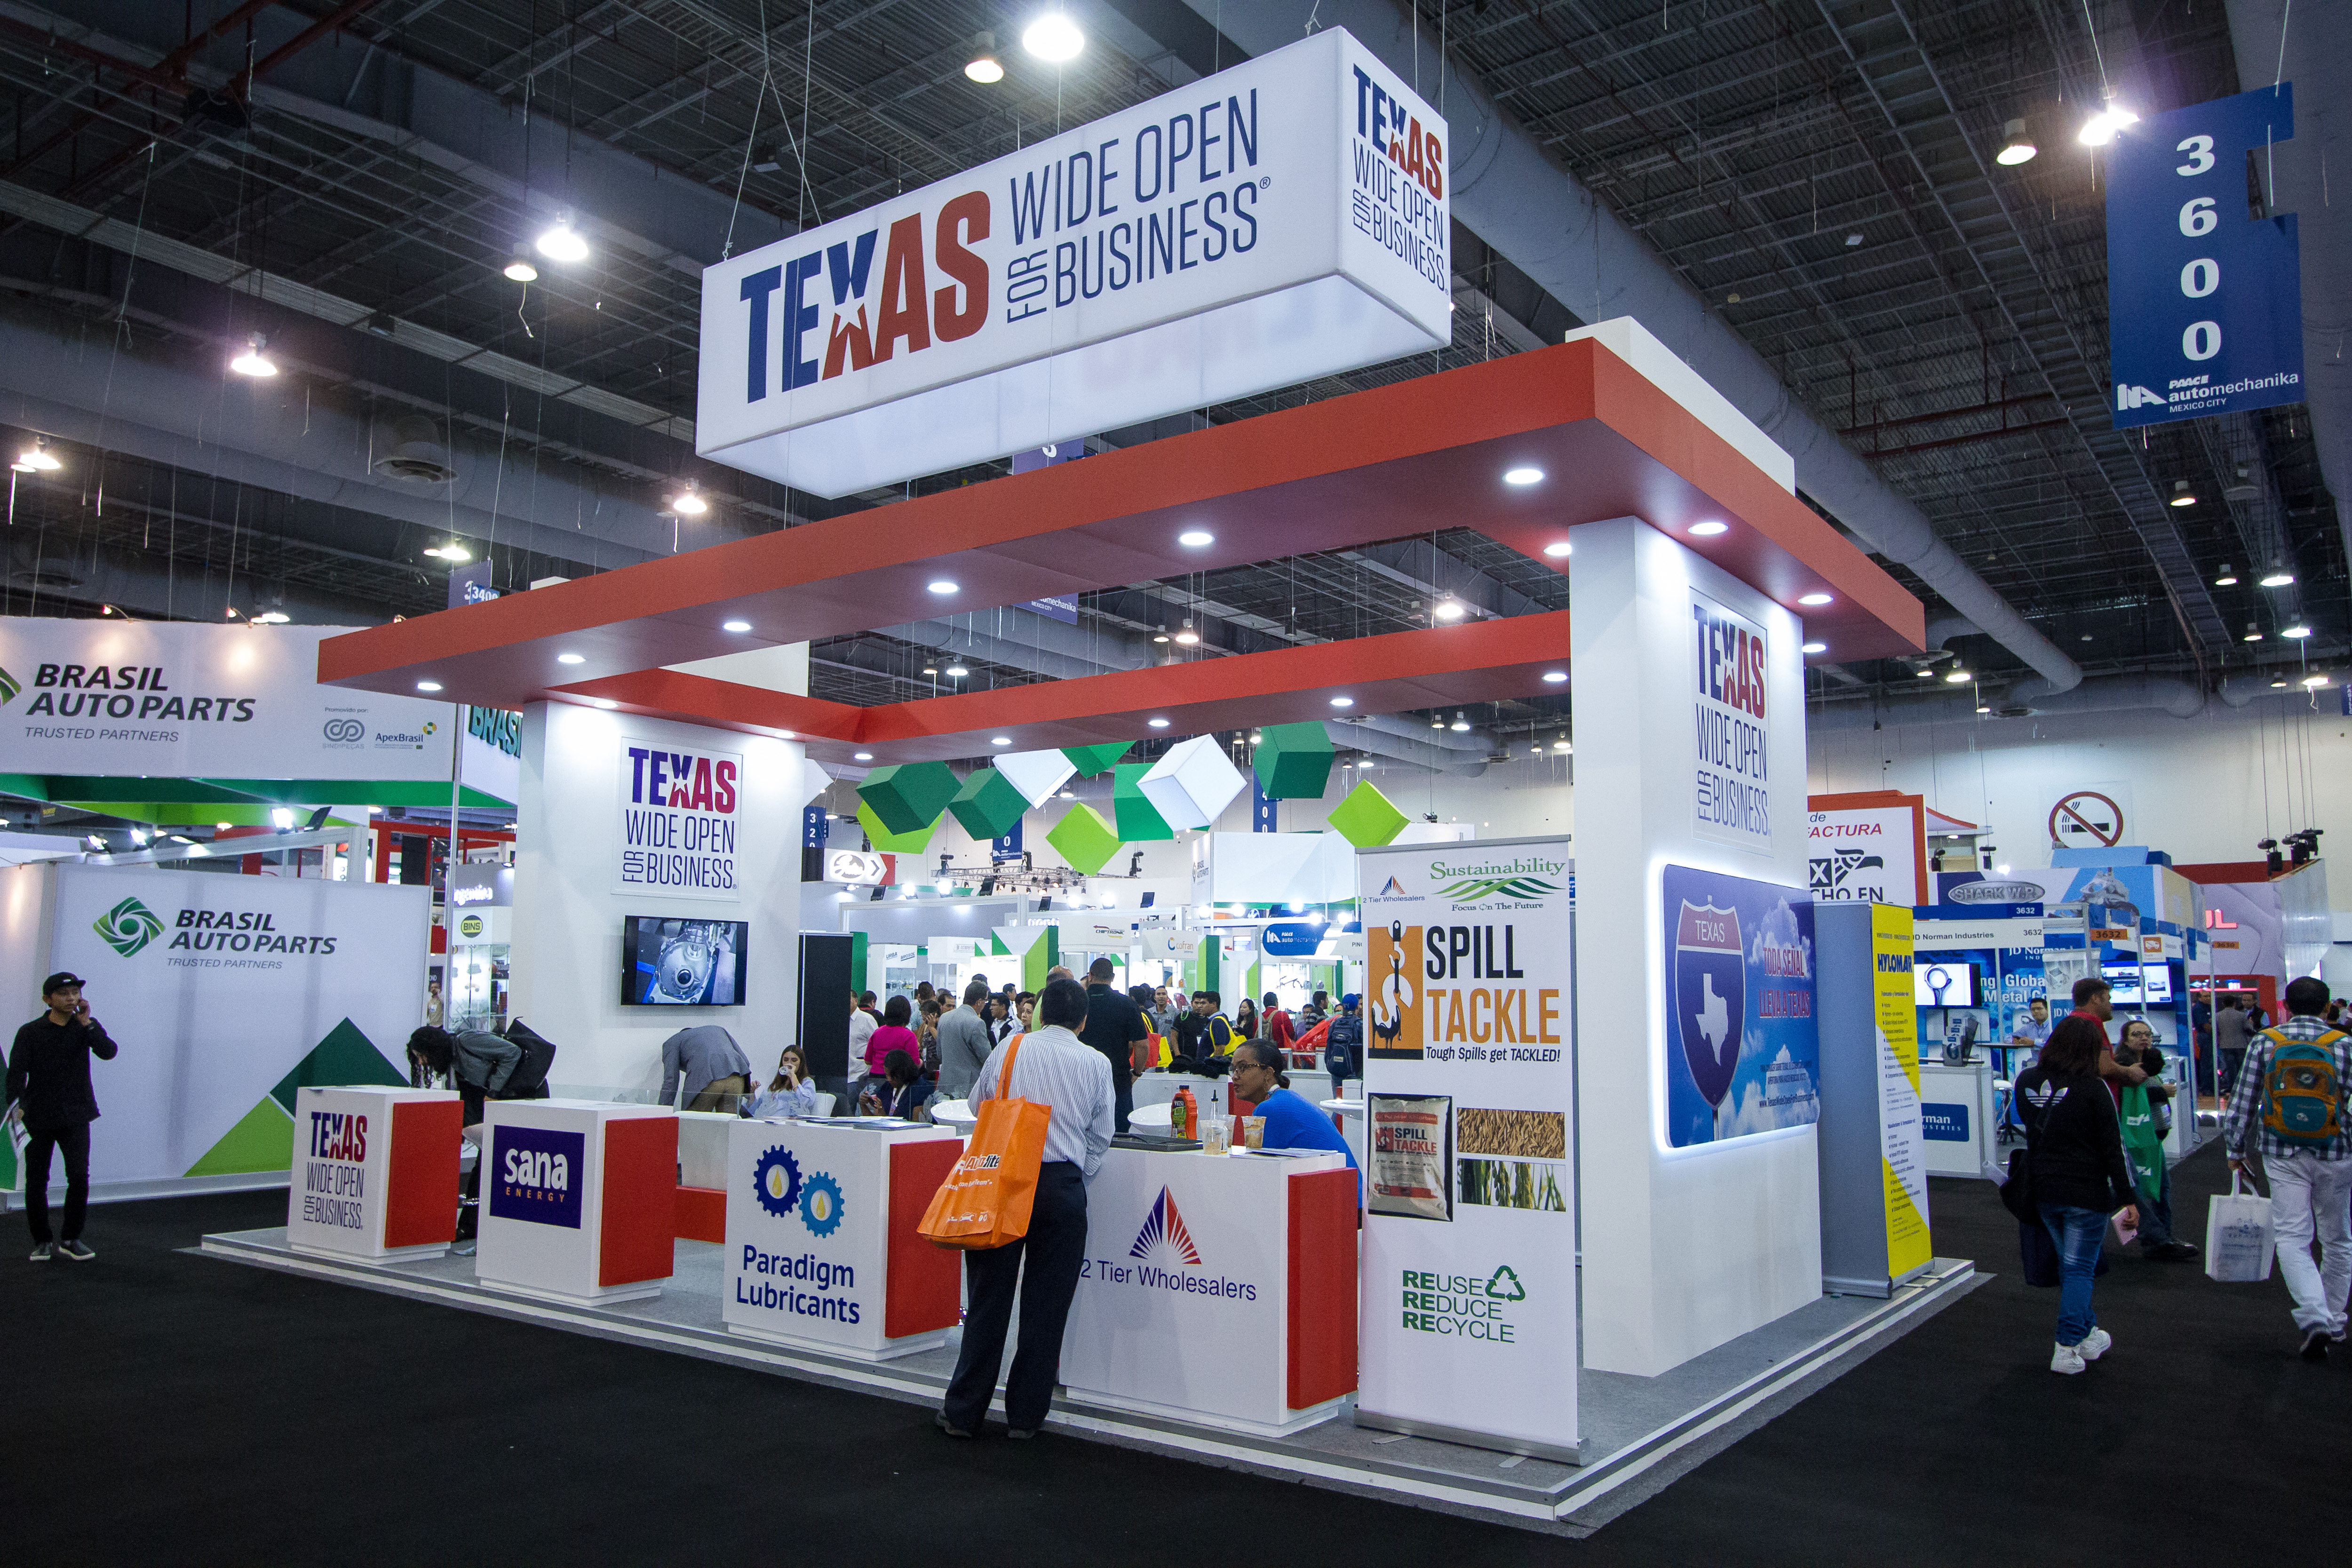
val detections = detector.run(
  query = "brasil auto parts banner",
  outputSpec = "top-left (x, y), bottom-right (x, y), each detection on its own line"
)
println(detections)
top-left (30, 863), bottom-right (429, 1188)
top-left (1354, 837), bottom-right (1576, 1460)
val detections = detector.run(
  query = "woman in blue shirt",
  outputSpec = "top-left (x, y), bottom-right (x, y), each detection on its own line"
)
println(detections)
top-left (747, 1046), bottom-right (819, 1119)
top-left (1225, 1041), bottom-right (1357, 1188)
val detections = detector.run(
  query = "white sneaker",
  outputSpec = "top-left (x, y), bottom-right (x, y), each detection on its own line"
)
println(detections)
top-left (2077, 1327), bottom-right (2112, 1361)
top-left (2050, 1341), bottom-right (2087, 1375)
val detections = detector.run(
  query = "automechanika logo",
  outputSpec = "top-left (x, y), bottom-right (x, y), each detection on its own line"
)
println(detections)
top-left (93, 896), bottom-right (164, 957)
top-left (1427, 855), bottom-right (1565, 904)
top-left (1399, 1264), bottom-right (1527, 1342)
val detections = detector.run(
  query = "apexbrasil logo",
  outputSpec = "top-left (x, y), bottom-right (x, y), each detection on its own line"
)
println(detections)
top-left (94, 897), bottom-right (164, 957)
top-left (1430, 857), bottom-right (1564, 903)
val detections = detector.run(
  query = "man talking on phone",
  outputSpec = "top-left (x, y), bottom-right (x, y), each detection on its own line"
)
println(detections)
top-left (6, 973), bottom-right (119, 1261)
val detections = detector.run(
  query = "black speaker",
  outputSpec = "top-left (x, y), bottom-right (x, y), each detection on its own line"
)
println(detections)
top-left (796, 932), bottom-right (855, 1082)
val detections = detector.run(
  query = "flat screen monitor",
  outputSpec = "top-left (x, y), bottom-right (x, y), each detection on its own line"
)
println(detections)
top-left (2101, 960), bottom-right (2144, 1005)
top-left (1914, 961), bottom-right (1978, 1007)
top-left (2140, 964), bottom-right (2174, 1004)
top-left (622, 915), bottom-right (748, 1005)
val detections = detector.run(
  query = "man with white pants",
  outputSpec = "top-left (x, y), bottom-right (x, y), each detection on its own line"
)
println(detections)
top-left (2226, 975), bottom-right (2352, 1362)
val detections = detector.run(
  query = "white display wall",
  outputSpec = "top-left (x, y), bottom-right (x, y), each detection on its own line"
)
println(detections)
top-left (509, 702), bottom-right (806, 1099)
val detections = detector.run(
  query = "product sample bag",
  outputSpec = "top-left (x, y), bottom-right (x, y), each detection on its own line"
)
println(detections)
top-left (919, 1034), bottom-right (1049, 1251)
top-left (2204, 1170), bottom-right (2276, 1282)
top-left (1367, 1092), bottom-right (1453, 1221)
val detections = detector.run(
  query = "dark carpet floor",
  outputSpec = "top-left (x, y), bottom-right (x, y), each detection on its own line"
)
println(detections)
top-left (4, 1140), bottom-right (2344, 1565)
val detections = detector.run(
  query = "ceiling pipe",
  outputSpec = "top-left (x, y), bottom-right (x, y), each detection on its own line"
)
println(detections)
top-left (1326, 720), bottom-right (1488, 776)
top-left (1176, 0), bottom-right (2082, 693)
top-left (2225, 0), bottom-right (2352, 595)
top-left (1924, 617), bottom-right (1980, 651)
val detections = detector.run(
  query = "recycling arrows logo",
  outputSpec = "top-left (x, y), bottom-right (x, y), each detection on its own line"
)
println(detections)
top-left (1485, 1265), bottom-right (1526, 1302)
top-left (93, 896), bottom-right (164, 957)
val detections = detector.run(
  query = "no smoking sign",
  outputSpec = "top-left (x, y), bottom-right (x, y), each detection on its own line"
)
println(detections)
top-left (2049, 790), bottom-right (2124, 848)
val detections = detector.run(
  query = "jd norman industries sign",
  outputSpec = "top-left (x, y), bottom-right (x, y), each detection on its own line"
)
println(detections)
top-left (697, 29), bottom-right (1451, 497)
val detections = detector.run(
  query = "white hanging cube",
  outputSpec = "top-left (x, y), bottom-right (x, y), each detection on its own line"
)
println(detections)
top-left (1137, 735), bottom-right (1246, 830)
top-left (993, 749), bottom-right (1077, 808)
top-left (800, 760), bottom-right (834, 807)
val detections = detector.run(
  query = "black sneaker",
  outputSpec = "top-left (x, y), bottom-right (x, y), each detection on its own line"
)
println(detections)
top-left (2301, 1329), bottom-right (2330, 1363)
top-left (26, 1242), bottom-right (52, 1262)
top-left (1007, 1427), bottom-right (1037, 1441)
top-left (2145, 1242), bottom-right (2199, 1263)
top-left (56, 1240), bottom-right (94, 1261)
top-left (933, 1411), bottom-right (973, 1439)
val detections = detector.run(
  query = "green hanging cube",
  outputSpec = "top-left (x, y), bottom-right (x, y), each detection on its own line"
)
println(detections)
top-left (1253, 721), bottom-right (1335, 800)
top-left (1328, 780), bottom-right (1409, 848)
top-left (1061, 740), bottom-right (1132, 778)
top-left (947, 767), bottom-right (1029, 842)
top-left (1046, 802), bottom-right (1123, 874)
top-left (1113, 762), bottom-right (1175, 841)
top-left (857, 760), bottom-right (960, 835)
top-left (857, 799), bottom-right (939, 854)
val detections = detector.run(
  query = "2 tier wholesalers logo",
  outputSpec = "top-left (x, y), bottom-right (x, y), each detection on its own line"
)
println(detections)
top-left (1674, 900), bottom-right (1745, 1110)
top-left (1128, 1186), bottom-right (1202, 1266)
top-left (93, 896), bottom-right (164, 956)
top-left (488, 1125), bottom-right (585, 1229)
top-left (1083, 1185), bottom-right (1255, 1302)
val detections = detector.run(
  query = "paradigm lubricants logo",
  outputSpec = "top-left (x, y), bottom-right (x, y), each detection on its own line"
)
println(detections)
top-left (1398, 1264), bottom-right (1527, 1341)
top-left (1425, 855), bottom-right (1565, 904)
top-left (94, 897), bottom-right (164, 956)
top-left (0, 664), bottom-right (19, 706)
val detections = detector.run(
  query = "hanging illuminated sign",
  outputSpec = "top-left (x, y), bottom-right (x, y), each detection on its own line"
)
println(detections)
top-left (696, 27), bottom-right (1451, 497)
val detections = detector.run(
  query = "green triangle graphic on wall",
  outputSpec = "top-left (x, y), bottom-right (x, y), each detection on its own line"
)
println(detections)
top-left (268, 1018), bottom-right (407, 1114)
top-left (186, 1096), bottom-right (294, 1177)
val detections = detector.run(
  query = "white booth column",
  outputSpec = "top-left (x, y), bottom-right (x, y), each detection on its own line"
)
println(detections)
top-left (510, 700), bottom-right (808, 1099)
top-left (1569, 517), bottom-right (1823, 1377)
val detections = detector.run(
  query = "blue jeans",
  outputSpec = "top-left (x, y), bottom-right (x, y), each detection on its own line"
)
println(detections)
top-left (2136, 1161), bottom-right (2177, 1249)
top-left (2038, 1203), bottom-right (2107, 1345)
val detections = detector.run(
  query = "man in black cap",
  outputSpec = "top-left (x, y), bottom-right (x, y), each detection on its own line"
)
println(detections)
top-left (6, 972), bottom-right (119, 1261)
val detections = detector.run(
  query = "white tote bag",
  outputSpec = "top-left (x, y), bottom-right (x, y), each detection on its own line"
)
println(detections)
top-left (2204, 1170), bottom-right (2275, 1282)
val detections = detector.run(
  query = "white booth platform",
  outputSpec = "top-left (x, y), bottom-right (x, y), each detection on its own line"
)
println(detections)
top-left (1916, 1060), bottom-right (1997, 1178)
top-left (286, 1087), bottom-right (463, 1262)
top-left (475, 1099), bottom-right (679, 1306)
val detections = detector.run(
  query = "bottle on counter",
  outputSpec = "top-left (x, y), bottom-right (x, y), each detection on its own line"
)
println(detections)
top-left (1174, 1086), bottom-right (1197, 1141)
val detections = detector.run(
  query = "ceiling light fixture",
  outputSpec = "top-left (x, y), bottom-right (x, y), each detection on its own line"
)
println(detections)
top-left (2077, 103), bottom-right (2139, 147)
top-left (1147, 717), bottom-right (1171, 729)
top-left (1430, 715), bottom-right (1445, 729)
top-left (1915, 668), bottom-right (1934, 677)
top-left (992, 736), bottom-right (1013, 746)
top-left (535, 214), bottom-right (589, 263)
top-left (249, 611), bottom-right (289, 625)
top-left (1542, 541), bottom-right (1572, 558)
top-left (2304, 674), bottom-right (2332, 688)
top-left (1152, 628), bottom-right (1171, 644)
top-left (423, 542), bottom-right (473, 563)
top-left (1173, 621), bottom-right (1200, 646)
top-left (1329, 696), bottom-right (1355, 708)
top-left (1503, 466), bottom-right (1544, 486)
top-left (2283, 624), bottom-right (2313, 639)
top-left (1450, 713), bottom-right (1471, 732)
top-left (1976, 704), bottom-right (1993, 714)
top-left (1688, 520), bottom-right (1728, 536)
top-left (1432, 596), bottom-right (1466, 621)
top-left (556, 652), bottom-right (585, 664)
top-left (922, 665), bottom-right (938, 677)
top-left (591, 698), bottom-right (619, 710)
top-left (1553, 734), bottom-right (1571, 751)
top-left (1797, 591), bottom-right (1833, 606)
top-left (2215, 563), bottom-right (2238, 586)
top-left (2261, 568), bottom-right (2296, 588)
top-left (722, 619), bottom-right (752, 633)
top-left (229, 333), bottom-right (278, 377)
top-left (14, 436), bottom-right (60, 472)
top-left (1944, 669), bottom-right (1972, 683)
top-left (1022, 12), bottom-right (1084, 62)
top-left (2244, 622), bottom-right (2264, 642)
top-left (503, 245), bottom-right (538, 282)
top-left (927, 578), bottom-right (958, 595)
top-left (1177, 528), bottom-right (1214, 547)
top-left (1995, 118), bottom-right (2038, 165)
top-left (670, 485), bottom-right (708, 516)
top-left (854, 751), bottom-right (874, 761)
top-left (964, 32), bottom-right (1004, 82)
top-left (1541, 670), bottom-right (1567, 684)
top-left (417, 681), bottom-right (444, 693)
top-left (943, 664), bottom-right (969, 679)
top-left (1844, 232), bottom-right (1864, 247)
top-left (2169, 480), bottom-right (2196, 508)
top-left (1802, 640), bottom-right (1828, 654)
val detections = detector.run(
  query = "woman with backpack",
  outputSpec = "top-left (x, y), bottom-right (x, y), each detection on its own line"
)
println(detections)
top-left (2014, 1016), bottom-right (2139, 1374)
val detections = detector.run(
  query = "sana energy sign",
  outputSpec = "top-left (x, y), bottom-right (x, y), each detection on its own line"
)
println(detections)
top-left (696, 28), bottom-right (1451, 498)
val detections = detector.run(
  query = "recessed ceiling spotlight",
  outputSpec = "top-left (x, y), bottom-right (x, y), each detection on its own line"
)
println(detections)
top-left (1542, 541), bottom-right (1571, 558)
top-left (556, 653), bottom-right (585, 666)
top-left (992, 736), bottom-right (1013, 745)
top-left (1995, 118), bottom-right (2037, 166)
top-left (1540, 670), bottom-right (1567, 684)
top-left (1503, 467), bottom-right (1544, 486)
top-left (1178, 529), bottom-right (1214, 547)
top-left (417, 680), bottom-right (444, 692)
top-left (1147, 717), bottom-right (1171, 728)
top-left (1022, 12), bottom-right (1084, 62)
top-left (927, 579), bottom-right (958, 595)
top-left (854, 751), bottom-right (874, 761)
top-left (964, 32), bottom-right (1004, 82)
top-left (591, 698), bottom-right (619, 710)
top-left (2168, 480), bottom-right (2196, 508)
top-left (1802, 641), bottom-right (1828, 654)
top-left (1329, 696), bottom-right (1355, 708)
top-left (722, 619), bottom-right (752, 633)
top-left (503, 245), bottom-right (538, 282)
top-left (536, 213), bottom-right (590, 263)
top-left (1688, 520), bottom-right (1728, 536)
top-left (944, 664), bottom-right (969, 679)
top-left (1797, 592), bottom-right (1833, 606)
top-left (229, 333), bottom-right (278, 377)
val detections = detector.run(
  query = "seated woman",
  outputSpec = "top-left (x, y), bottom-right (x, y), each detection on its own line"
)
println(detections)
top-left (860, 1048), bottom-right (930, 1120)
top-left (747, 1045), bottom-right (819, 1119)
top-left (1223, 1040), bottom-right (1357, 1185)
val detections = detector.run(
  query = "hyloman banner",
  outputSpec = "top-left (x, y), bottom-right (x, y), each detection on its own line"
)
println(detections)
top-left (1661, 863), bottom-right (1820, 1148)
top-left (697, 26), bottom-right (1450, 497)
top-left (0, 617), bottom-right (455, 781)
top-left (39, 863), bottom-right (429, 1186)
top-left (1355, 838), bottom-right (1576, 1461)
top-left (1871, 903), bottom-right (1932, 1281)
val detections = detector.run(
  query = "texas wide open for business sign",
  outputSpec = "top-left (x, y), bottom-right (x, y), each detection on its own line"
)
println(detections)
top-left (696, 28), bottom-right (1451, 497)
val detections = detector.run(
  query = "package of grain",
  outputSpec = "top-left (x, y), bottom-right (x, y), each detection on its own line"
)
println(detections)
top-left (1369, 1092), bottom-right (1454, 1221)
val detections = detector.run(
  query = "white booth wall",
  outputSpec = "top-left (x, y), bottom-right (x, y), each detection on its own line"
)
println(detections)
top-left (510, 701), bottom-right (806, 1099)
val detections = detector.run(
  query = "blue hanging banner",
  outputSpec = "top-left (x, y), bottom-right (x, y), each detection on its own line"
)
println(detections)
top-left (1251, 776), bottom-right (1279, 833)
top-left (802, 805), bottom-right (831, 849)
top-left (992, 819), bottom-right (1024, 861)
top-left (2107, 84), bottom-right (2301, 428)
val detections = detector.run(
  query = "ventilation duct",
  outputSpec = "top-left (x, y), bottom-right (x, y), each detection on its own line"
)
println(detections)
top-left (370, 415), bottom-right (457, 485)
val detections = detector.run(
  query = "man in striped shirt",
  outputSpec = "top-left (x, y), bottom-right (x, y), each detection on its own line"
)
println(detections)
top-left (2225, 976), bottom-right (2352, 1361)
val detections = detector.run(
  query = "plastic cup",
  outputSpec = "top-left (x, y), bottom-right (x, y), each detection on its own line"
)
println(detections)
top-left (1243, 1115), bottom-right (1265, 1151)
top-left (1202, 1118), bottom-right (1231, 1156)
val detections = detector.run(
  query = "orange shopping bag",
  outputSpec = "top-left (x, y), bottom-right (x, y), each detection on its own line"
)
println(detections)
top-left (918, 1033), bottom-right (1051, 1250)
